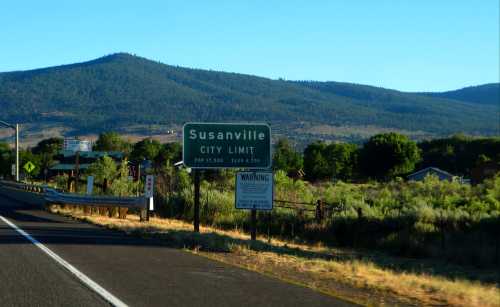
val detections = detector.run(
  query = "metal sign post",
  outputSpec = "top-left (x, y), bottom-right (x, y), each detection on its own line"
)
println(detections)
top-left (193, 170), bottom-right (200, 232)
top-left (251, 209), bottom-right (257, 240)
top-left (15, 124), bottom-right (19, 182)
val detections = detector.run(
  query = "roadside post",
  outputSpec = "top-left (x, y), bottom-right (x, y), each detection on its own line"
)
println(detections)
top-left (193, 170), bottom-right (200, 232)
top-left (74, 151), bottom-right (80, 192)
top-left (251, 209), bottom-right (257, 240)
top-left (143, 175), bottom-right (155, 221)
top-left (84, 176), bottom-right (94, 215)
top-left (15, 124), bottom-right (19, 182)
top-left (183, 122), bottom-right (271, 233)
top-left (86, 176), bottom-right (94, 195)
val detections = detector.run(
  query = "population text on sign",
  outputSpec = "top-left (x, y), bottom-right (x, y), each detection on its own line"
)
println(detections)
top-left (235, 172), bottom-right (274, 210)
top-left (183, 123), bottom-right (271, 169)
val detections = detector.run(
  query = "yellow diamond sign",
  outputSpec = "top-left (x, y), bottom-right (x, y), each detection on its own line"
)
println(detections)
top-left (23, 161), bottom-right (36, 174)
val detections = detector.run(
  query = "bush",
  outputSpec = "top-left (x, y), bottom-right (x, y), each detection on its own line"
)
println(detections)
top-left (156, 169), bottom-right (500, 267)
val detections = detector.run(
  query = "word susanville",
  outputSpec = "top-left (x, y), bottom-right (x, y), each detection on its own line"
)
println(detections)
top-left (188, 129), bottom-right (267, 141)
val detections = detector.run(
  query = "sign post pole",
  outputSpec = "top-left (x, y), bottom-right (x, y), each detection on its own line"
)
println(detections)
top-left (251, 208), bottom-right (257, 240)
top-left (74, 151), bottom-right (80, 193)
top-left (194, 169), bottom-right (200, 232)
top-left (15, 124), bottom-right (19, 182)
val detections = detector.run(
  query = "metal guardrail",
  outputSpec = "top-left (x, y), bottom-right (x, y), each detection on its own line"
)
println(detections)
top-left (44, 189), bottom-right (147, 209)
top-left (0, 180), bottom-right (47, 206)
top-left (1, 180), bottom-right (147, 210)
top-left (0, 180), bottom-right (46, 193)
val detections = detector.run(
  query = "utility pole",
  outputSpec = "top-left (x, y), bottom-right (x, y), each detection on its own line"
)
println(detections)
top-left (74, 151), bottom-right (80, 193)
top-left (15, 124), bottom-right (19, 181)
top-left (0, 120), bottom-right (19, 181)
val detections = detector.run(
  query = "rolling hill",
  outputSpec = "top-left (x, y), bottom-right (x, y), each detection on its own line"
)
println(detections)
top-left (0, 53), bottom-right (498, 144)
top-left (418, 83), bottom-right (499, 106)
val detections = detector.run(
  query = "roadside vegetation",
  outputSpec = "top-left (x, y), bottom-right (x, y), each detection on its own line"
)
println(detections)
top-left (152, 170), bottom-right (500, 268)
top-left (1, 131), bottom-right (499, 305)
top-left (51, 206), bottom-right (500, 307)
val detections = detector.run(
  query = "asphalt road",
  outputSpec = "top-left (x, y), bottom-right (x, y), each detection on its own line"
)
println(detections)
top-left (0, 196), bottom-right (355, 307)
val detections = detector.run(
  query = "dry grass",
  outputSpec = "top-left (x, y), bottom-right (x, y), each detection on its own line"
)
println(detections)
top-left (51, 206), bottom-right (500, 307)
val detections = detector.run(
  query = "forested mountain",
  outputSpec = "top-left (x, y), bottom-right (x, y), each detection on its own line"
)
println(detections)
top-left (418, 83), bottom-right (499, 106)
top-left (0, 53), bottom-right (498, 141)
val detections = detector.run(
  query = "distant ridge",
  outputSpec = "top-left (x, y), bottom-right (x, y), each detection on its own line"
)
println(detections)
top-left (0, 53), bottom-right (498, 142)
top-left (417, 83), bottom-right (499, 106)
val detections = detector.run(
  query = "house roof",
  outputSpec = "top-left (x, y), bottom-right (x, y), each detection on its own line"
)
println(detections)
top-left (50, 163), bottom-right (92, 171)
top-left (408, 167), bottom-right (454, 178)
top-left (58, 150), bottom-right (124, 159)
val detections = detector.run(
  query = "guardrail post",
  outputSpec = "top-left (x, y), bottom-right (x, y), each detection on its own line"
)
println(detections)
top-left (119, 207), bottom-right (128, 219)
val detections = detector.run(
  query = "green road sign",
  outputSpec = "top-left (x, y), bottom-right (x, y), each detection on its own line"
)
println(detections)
top-left (23, 161), bottom-right (36, 174)
top-left (183, 123), bottom-right (271, 169)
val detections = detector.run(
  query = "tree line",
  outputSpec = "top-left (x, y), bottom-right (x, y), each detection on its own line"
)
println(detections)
top-left (0, 131), bottom-right (498, 182)
top-left (274, 133), bottom-right (499, 182)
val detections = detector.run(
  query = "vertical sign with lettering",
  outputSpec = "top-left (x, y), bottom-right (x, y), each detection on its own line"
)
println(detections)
top-left (145, 175), bottom-right (154, 197)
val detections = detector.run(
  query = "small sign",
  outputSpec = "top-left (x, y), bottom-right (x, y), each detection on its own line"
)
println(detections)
top-left (235, 172), bottom-right (274, 210)
top-left (144, 175), bottom-right (154, 197)
top-left (64, 139), bottom-right (91, 152)
top-left (11, 164), bottom-right (15, 176)
top-left (183, 123), bottom-right (271, 169)
top-left (86, 176), bottom-right (94, 195)
top-left (23, 161), bottom-right (36, 174)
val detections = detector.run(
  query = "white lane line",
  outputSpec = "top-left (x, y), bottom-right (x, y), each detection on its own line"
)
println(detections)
top-left (0, 215), bottom-right (128, 307)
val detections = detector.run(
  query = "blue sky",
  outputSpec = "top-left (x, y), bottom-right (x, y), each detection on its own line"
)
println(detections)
top-left (0, 1), bottom-right (498, 91)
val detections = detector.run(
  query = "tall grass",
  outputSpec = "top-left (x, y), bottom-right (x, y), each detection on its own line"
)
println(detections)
top-left (153, 169), bottom-right (500, 268)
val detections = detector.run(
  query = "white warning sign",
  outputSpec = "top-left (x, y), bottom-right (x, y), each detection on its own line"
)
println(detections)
top-left (145, 175), bottom-right (154, 198)
top-left (235, 172), bottom-right (273, 210)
